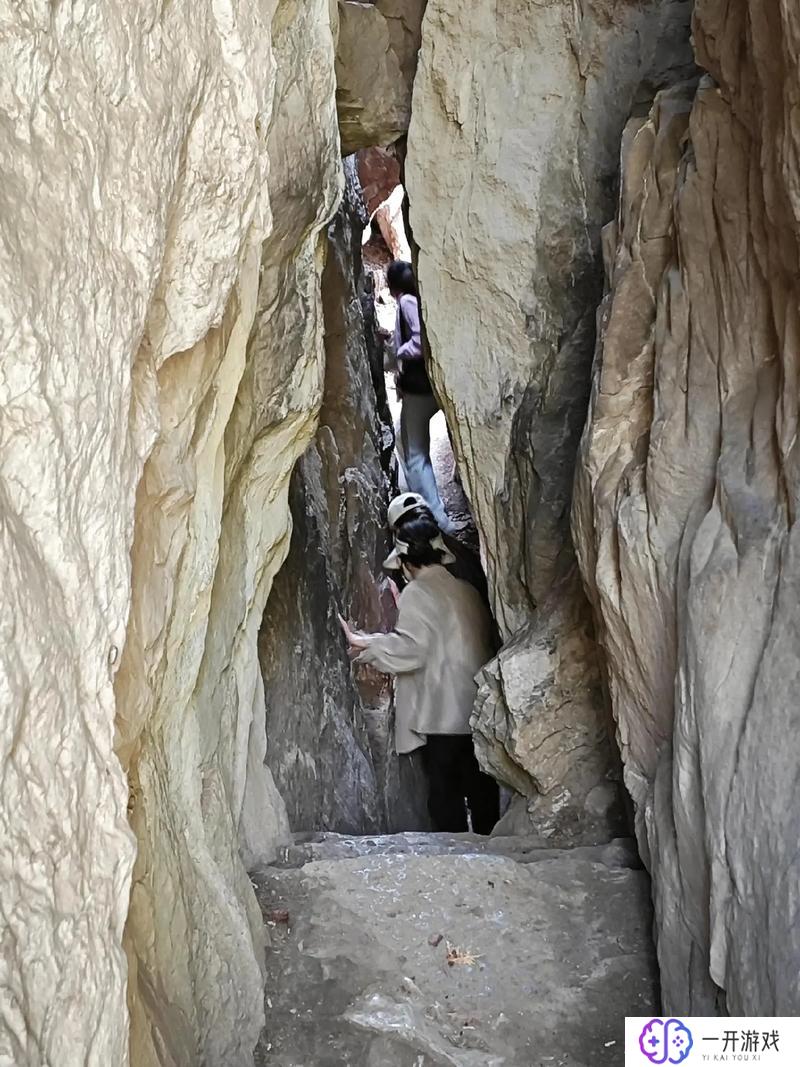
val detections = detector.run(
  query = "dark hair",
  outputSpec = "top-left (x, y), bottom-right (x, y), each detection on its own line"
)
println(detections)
top-left (387, 260), bottom-right (416, 296)
top-left (394, 496), bottom-right (435, 527)
top-left (395, 511), bottom-right (444, 568)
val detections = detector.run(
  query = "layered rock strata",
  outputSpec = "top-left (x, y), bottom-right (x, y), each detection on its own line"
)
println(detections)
top-left (406, 0), bottom-right (694, 841)
top-left (573, 0), bottom-right (800, 1014)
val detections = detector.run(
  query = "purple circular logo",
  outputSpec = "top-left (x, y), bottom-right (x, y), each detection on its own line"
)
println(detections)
top-left (639, 1019), bottom-right (693, 1064)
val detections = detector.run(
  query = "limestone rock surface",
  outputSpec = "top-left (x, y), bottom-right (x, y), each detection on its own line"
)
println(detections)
top-left (573, 1), bottom-right (800, 1014)
top-left (406, 0), bottom-right (694, 840)
top-left (473, 572), bottom-right (626, 846)
top-left (335, 0), bottom-right (426, 154)
top-left (259, 160), bottom-right (428, 836)
top-left (1, 1), bottom-right (340, 1065)
top-left (118, 3), bottom-right (342, 1063)
top-left (1, 2), bottom-right (265, 1063)
top-left (254, 834), bottom-right (656, 1064)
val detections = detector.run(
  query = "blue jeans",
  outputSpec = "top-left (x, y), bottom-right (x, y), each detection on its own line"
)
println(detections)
top-left (399, 391), bottom-right (452, 532)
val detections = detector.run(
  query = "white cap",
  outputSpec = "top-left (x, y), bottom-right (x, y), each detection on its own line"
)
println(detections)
top-left (387, 492), bottom-right (429, 530)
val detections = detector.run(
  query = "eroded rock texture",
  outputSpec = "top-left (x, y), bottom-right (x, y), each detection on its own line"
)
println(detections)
top-left (1, 1), bottom-right (340, 1065)
top-left (573, 0), bottom-right (800, 1015)
top-left (259, 160), bottom-right (429, 836)
top-left (406, 0), bottom-right (694, 842)
top-left (473, 571), bottom-right (625, 845)
top-left (335, 0), bottom-right (426, 154)
top-left (120, 3), bottom-right (342, 1063)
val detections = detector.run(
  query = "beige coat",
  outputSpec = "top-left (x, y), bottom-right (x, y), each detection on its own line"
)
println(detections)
top-left (356, 565), bottom-right (494, 754)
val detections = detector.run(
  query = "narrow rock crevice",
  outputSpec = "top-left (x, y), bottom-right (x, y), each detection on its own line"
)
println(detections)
top-left (3, 0), bottom-right (799, 1064)
top-left (258, 157), bottom-right (430, 835)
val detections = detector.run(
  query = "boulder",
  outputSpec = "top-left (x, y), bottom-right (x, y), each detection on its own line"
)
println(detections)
top-left (358, 146), bottom-right (402, 216)
top-left (373, 184), bottom-right (410, 261)
top-left (473, 571), bottom-right (626, 846)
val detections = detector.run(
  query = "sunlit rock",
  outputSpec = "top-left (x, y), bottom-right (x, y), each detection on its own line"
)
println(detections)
top-left (573, 22), bottom-right (800, 1010)
top-left (0, 1), bottom-right (341, 1064)
top-left (406, 0), bottom-right (694, 843)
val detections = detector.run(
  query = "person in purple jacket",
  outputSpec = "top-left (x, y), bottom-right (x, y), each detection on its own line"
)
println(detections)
top-left (386, 260), bottom-right (454, 533)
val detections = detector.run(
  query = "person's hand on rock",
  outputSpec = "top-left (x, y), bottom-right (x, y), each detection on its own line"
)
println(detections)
top-left (337, 613), bottom-right (369, 651)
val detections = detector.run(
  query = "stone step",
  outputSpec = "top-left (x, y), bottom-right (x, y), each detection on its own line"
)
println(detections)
top-left (268, 829), bottom-right (642, 871)
top-left (254, 838), bottom-right (654, 1066)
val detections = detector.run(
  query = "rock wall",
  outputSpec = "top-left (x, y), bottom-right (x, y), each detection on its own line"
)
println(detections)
top-left (358, 147), bottom-right (402, 217)
top-left (573, 0), bottom-right (800, 1015)
top-left (335, 0), bottom-right (426, 154)
top-left (406, 0), bottom-right (694, 842)
top-left (121, 3), bottom-right (343, 1063)
top-left (6, 0), bottom-right (796, 1056)
top-left (1, 1), bottom-right (340, 1065)
top-left (259, 160), bottom-right (429, 836)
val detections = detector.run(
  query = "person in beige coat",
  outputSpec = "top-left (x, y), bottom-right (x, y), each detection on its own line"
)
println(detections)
top-left (339, 496), bottom-right (499, 834)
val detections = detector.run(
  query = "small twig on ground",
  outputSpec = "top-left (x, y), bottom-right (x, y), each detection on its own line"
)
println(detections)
top-left (445, 940), bottom-right (482, 967)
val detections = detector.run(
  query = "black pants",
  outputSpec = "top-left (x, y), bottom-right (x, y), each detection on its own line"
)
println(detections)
top-left (421, 735), bottom-right (499, 835)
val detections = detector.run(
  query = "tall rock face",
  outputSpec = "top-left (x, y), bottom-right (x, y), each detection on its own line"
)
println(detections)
top-left (406, 0), bottom-right (694, 842)
top-left (120, 4), bottom-right (342, 1065)
top-left (258, 160), bottom-right (429, 836)
top-left (573, 0), bottom-right (800, 1015)
top-left (1, 2), bottom-right (340, 1065)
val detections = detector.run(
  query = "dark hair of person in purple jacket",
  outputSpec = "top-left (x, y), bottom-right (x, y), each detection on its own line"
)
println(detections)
top-left (387, 259), bottom-right (416, 298)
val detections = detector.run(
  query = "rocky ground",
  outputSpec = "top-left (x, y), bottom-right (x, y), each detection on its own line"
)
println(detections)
top-left (253, 832), bottom-right (657, 1065)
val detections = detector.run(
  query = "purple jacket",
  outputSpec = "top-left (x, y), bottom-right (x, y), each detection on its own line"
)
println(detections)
top-left (394, 294), bottom-right (422, 360)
